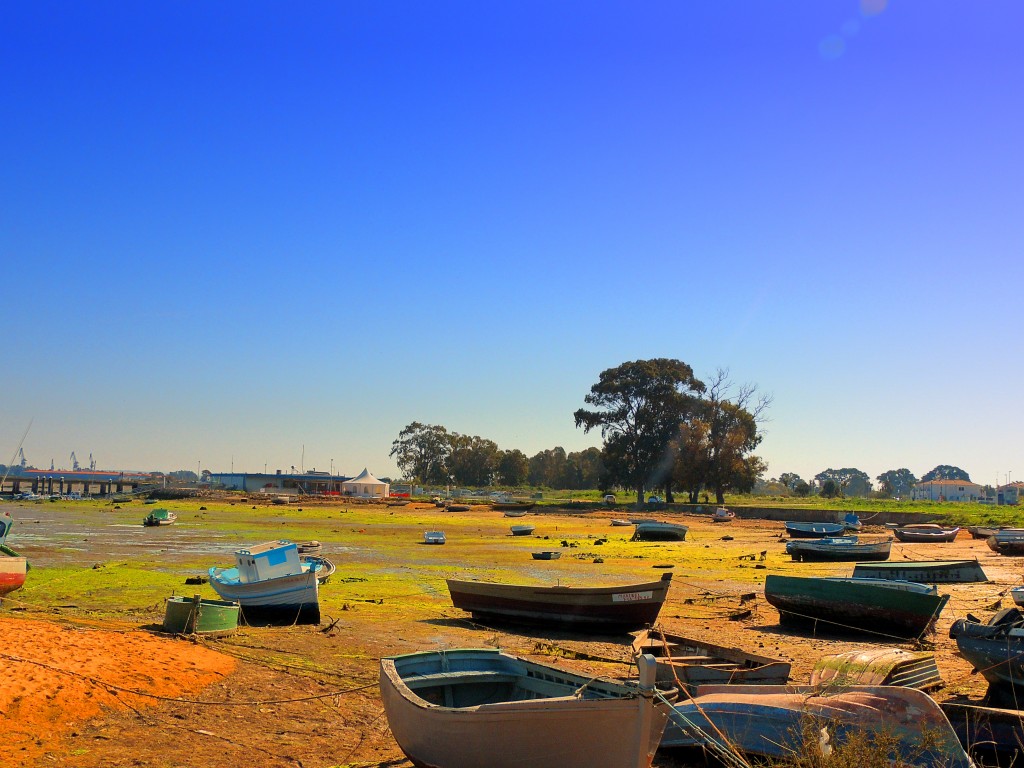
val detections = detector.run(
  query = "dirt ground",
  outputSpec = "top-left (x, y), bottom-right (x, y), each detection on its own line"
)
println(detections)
top-left (1, 498), bottom-right (1018, 767)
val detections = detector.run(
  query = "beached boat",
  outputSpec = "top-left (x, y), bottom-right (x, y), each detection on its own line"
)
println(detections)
top-left (986, 529), bottom-right (1024, 555)
top-left (785, 536), bottom-right (892, 562)
top-left (208, 540), bottom-right (320, 624)
top-left (631, 629), bottom-right (790, 693)
top-left (509, 524), bottom-right (535, 536)
top-left (784, 521), bottom-right (845, 538)
top-left (942, 702), bottom-right (1024, 766)
top-left (967, 525), bottom-right (1005, 539)
top-left (842, 512), bottom-right (862, 531)
top-left (810, 648), bottom-right (942, 691)
top-left (631, 521), bottom-right (688, 542)
top-left (423, 530), bottom-right (446, 545)
top-left (711, 507), bottom-right (735, 523)
top-left (163, 595), bottom-right (239, 636)
top-left (893, 523), bottom-right (960, 543)
top-left (949, 609), bottom-right (1024, 706)
top-left (531, 551), bottom-right (561, 560)
top-left (0, 554), bottom-right (28, 598)
top-left (380, 648), bottom-right (672, 768)
top-left (610, 519), bottom-right (632, 527)
top-left (446, 573), bottom-right (673, 632)
top-left (763, 575), bottom-right (948, 639)
top-left (300, 554), bottom-right (336, 583)
top-left (448, 504), bottom-right (471, 512)
top-left (142, 508), bottom-right (177, 526)
top-left (660, 684), bottom-right (972, 767)
top-left (503, 510), bottom-right (528, 518)
top-left (296, 540), bottom-right (322, 555)
top-left (493, 501), bottom-right (536, 512)
top-left (851, 559), bottom-right (988, 583)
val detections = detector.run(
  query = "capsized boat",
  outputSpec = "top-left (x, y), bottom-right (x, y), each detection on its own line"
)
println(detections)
top-left (661, 684), bottom-right (973, 767)
top-left (631, 629), bottom-right (790, 693)
top-left (631, 521), bottom-right (688, 542)
top-left (143, 508), bottom-right (177, 526)
top-left (893, 524), bottom-right (960, 543)
top-left (949, 608), bottom-right (1024, 706)
top-left (810, 648), bottom-right (943, 691)
top-left (380, 648), bottom-right (673, 768)
top-left (784, 521), bottom-right (845, 538)
top-left (852, 559), bottom-right (988, 583)
top-left (763, 575), bottom-right (948, 639)
top-left (785, 536), bottom-right (892, 562)
top-left (446, 573), bottom-right (673, 632)
top-left (208, 540), bottom-right (320, 624)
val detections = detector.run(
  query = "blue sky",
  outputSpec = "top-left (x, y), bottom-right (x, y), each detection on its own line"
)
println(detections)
top-left (2, 2), bottom-right (1022, 487)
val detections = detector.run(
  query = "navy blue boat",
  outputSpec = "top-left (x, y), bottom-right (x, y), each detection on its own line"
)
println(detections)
top-left (784, 521), bottom-right (846, 538)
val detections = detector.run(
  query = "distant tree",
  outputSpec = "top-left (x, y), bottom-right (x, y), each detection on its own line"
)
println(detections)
top-left (528, 447), bottom-right (568, 488)
top-left (793, 480), bottom-right (811, 497)
top-left (495, 449), bottom-right (529, 486)
top-left (168, 470), bottom-right (198, 482)
top-left (778, 473), bottom-right (803, 490)
top-left (814, 468), bottom-right (873, 497)
top-left (819, 478), bottom-right (841, 498)
top-left (448, 434), bottom-right (500, 487)
top-left (921, 465), bottom-right (971, 482)
top-left (876, 468), bottom-right (918, 498)
top-left (390, 422), bottom-right (452, 485)
top-left (568, 447), bottom-right (604, 490)
top-left (575, 359), bottom-right (705, 504)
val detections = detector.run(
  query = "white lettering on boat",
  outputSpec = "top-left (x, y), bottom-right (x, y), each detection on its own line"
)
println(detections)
top-left (612, 591), bottom-right (653, 602)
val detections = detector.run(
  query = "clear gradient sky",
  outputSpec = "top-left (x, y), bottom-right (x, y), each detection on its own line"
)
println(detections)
top-left (2, 2), bottom-right (1022, 487)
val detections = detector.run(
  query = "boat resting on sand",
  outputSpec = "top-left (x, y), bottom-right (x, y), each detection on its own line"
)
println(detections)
top-left (941, 702), bottom-right (1024, 766)
top-left (711, 507), bottom-right (735, 522)
top-left (986, 529), bottom-right (1024, 555)
top-left (208, 540), bottom-right (321, 624)
top-left (660, 684), bottom-right (972, 767)
top-left (851, 559), bottom-right (988, 583)
top-left (380, 648), bottom-right (673, 768)
top-left (810, 648), bottom-right (943, 691)
top-left (423, 531), bottom-right (446, 545)
top-left (785, 536), bottom-right (892, 562)
top-left (531, 551), bottom-right (561, 560)
top-left (0, 554), bottom-right (27, 598)
top-left (300, 554), bottom-right (336, 583)
top-left (784, 521), bottom-right (845, 538)
top-left (143, 508), bottom-right (177, 526)
top-left (763, 575), bottom-right (948, 640)
top-left (493, 501), bottom-right (536, 513)
top-left (893, 524), bottom-right (961, 543)
top-left (163, 595), bottom-right (240, 636)
top-left (631, 629), bottom-right (790, 693)
top-left (509, 524), bottom-right (535, 536)
top-left (631, 521), bottom-right (688, 542)
top-left (610, 519), bottom-right (632, 526)
top-left (949, 609), bottom-right (1024, 706)
top-left (446, 573), bottom-right (673, 632)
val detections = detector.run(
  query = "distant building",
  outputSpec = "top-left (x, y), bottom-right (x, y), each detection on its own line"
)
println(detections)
top-left (996, 482), bottom-right (1024, 505)
top-left (911, 479), bottom-right (984, 502)
top-left (341, 468), bottom-right (389, 498)
top-left (209, 470), bottom-right (348, 495)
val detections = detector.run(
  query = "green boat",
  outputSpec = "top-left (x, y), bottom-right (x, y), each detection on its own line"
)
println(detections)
top-left (163, 595), bottom-right (239, 636)
top-left (143, 508), bottom-right (178, 526)
top-left (764, 575), bottom-right (948, 640)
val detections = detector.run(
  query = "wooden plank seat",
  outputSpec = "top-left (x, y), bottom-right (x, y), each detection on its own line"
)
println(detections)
top-left (404, 670), bottom-right (519, 689)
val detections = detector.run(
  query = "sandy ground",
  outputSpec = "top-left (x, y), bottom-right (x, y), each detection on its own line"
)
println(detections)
top-left (1, 500), bottom-right (1019, 767)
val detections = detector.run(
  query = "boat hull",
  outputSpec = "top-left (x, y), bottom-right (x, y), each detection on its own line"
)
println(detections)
top-left (852, 560), bottom-right (988, 583)
top-left (208, 567), bottom-right (320, 624)
top-left (949, 615), bottom-right (1024, 705)
top-left (784, 522), bottom-right (845, 538)
top-left (446, 575), bottom-right (672, 632)
top-left (163, 596), bottom-right (239, 635)
top-left (786, 538), bottom-right (891, 562)
top-left (0, 556), bottom-right (27, 597)
top-left (631, 523), bottom-right (688, 542)
top-left (763, 575), bottom-right (948, 639)
top-left (942, 702), bottom-right (1024, 765)
top-left (893, 527), bottom-right (960, 543)
top-left (380, 648), bottom-right (670, 768)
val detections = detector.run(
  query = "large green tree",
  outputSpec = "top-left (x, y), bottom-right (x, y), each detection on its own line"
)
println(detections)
top-left (448, 434), bottom-right (500, 487)
top-left (876, 468), bottom-right (918, 498)
top-left (495, 449), bottom-right (529, 486)
top-left (814, 467), bottom-right (873, 497)
top-left (389, 422), bottom-right (452, 485)
top-left (921, 465), bottom-right (971, 482)
top-left (574, 359), bottom-right (705, 504)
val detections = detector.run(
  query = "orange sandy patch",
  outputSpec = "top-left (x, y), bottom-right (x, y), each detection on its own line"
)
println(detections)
top-left (0, 617), bottom-right (235, 765)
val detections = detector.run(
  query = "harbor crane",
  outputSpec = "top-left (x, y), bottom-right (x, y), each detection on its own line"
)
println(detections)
top-left (89, 453), bottom-right (96, 470)
top-left (17, 448), bottom-right (26, 468)
top-left (71, 452), bottom-right (80, 471)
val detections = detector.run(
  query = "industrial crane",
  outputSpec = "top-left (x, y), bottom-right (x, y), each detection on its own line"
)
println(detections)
top-left (71, 452), bottom-right (80, 471)
top-left (89, 453), bottom-right (96, 470)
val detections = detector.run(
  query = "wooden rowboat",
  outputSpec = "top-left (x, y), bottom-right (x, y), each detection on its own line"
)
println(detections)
top-left (446, 573), bottom-right (673, 632)
top-left (763, 575), bottom-right (948, 639)
top-left (784, 521), bottom-right (845, 538)
top-left (893, 524), bottom-right (960, 543)
top-left (380, 648), bottom-right (672, 768)
top-left (631, 522), bottom-right (688, 542)
top-left (785, 536), bottom-right (892, 562)
top-left (631, 629), bottom-right (790, 693)
top-left (531, 551), bottom-right (561, 560)
top-left (986, 529), bottom-right (1024, 555)
top-left (851, 559), bottom-right (988, 583)
top-left (949, 609), bottom-right (1024, 706)
top-left (509, 524), bottom-right (535, 536)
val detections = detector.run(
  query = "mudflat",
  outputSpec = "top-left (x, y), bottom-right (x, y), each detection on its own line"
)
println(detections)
top-left (1, 498), bottom-right (1011, 767)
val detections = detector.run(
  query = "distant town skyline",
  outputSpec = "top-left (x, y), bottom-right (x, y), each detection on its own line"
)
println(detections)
top-left (3, 3), bottom-right (1021, 489)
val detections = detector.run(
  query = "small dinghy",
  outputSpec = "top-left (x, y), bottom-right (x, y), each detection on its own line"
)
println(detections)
top-left (423, 531), bottom-right (446, 545)
top-left (509, 524), bottom-right (535, 536)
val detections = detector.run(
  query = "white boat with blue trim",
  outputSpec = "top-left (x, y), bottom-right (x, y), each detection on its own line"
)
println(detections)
top-left (208, 540), bottom-right (321, 624)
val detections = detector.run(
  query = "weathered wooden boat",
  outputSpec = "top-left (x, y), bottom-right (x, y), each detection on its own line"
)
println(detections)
top-left (423, 530), bottom-right (446, 545)
top-left (967, 525), bottom-right (1005, 539)
top-left (852, 559), bottom-right (988, 583)
top-left (893, 523), bottom-right (960, 543)
top-left (503, 510), bottom-right (528, 518)
top-left (949, 609), bottom-right (1024, 706)
top-left (208, 540), bottom-right (320, 624)
top-left (448, 504), bottom-right (471, 512)
top-left (610, 519), bottom-right (632, 527)
top-left (631, 629), bottom-right (790, 693)
top-left (493, 501), bottom-right (536, 512)
top-left (446, 573), bottom-right (673, 632)
top-left (711, 507), bottom-right (735, 522)
top-left (660, 684), bottom-right (973, 767)
top-left (531, 551), bottom-right (561, 560)
top-left (163, 595), bottom-right (240, 636)
top-left (300, 554), bottom-right (336, 583)
top-left (143, 508), bottom-right (177, 526)
top-left (380, 648), bottom-right (672, 768)
top-left (785, 536), bottom-right (892, 562)
top-left (941, 701), bottom-right (1024, 766)
top-left (631, 521), bottom-right (688, 542)
top-left (810, 648), bottom-right (942, 691)
top-left (784, 521), bottom-right (845, 538)
top-left (763, 575), bottom-right (948, 639)
top-left (509, 524), bottom-right (535, 536)
top-left (987, 529), bottom-right (1024, 555)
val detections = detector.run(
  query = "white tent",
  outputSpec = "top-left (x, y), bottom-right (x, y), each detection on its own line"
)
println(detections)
top-left (342, 468), bottom-right (390, 499)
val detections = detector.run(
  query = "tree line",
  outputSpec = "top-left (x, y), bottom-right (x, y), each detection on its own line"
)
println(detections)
top-left (391, 358), bottom-right (770, 504)
top-left (767, 464), bottom-right (974, 499)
